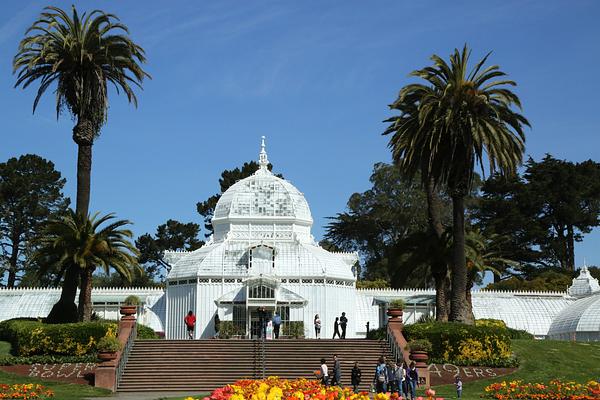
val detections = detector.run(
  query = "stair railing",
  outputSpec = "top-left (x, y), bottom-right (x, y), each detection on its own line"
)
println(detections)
top-left (261, 335), bottom-right (266, 379)
top-left (386, 323), bottom-right (403, 363)
top-left (115, 323), bottom-right (137, 389)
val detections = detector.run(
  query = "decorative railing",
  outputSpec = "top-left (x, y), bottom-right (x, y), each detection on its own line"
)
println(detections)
top-left (115, 322), bottom-right (137, 389)
top-left (386, 323), bottom-right (403, 363)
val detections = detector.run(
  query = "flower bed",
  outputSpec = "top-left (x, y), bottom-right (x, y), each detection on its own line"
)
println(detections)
top-left (0, 383), bottom-right (54, 399)
top-left (483, 379), bottom-right (600, 399)
top-left (189, 377), bottom-right (443, 400)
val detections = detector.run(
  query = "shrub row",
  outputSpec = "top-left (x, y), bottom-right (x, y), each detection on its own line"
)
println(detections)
top-left (403, 322), bottom-right (517, 367)
top-left (0, 354), bottom-right (97, 366)
top-left (0, 319), bottom-right (158, 356)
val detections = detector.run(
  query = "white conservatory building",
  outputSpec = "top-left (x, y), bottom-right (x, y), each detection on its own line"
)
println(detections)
top-left (1, 138), bottom-right (600, 341)
top-left (163, 138), bottom-right (358, 339)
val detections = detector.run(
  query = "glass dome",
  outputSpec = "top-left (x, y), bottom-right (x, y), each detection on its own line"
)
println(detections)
top-left (212, 137), bottom-right (312, 226)
top-left (547, 293), bottom-right (600, 341)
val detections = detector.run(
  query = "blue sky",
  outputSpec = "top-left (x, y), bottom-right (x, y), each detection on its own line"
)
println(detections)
top-left (1, 1), bottom-right (599, 269)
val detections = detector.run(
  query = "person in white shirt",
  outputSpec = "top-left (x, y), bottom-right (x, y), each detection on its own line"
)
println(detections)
top-left (320, 358), bottom-right (329, 386)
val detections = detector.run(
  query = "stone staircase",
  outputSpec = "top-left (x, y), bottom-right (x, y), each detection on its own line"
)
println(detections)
top-left (118, 339), bottom-right (393, 392)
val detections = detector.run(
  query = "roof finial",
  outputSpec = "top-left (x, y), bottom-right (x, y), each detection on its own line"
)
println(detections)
top-left (259, 136), bottom-right (269, 170)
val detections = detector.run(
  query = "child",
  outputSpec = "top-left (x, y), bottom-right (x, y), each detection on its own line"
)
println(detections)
top-left (455, 376), bottom-right (463, 398)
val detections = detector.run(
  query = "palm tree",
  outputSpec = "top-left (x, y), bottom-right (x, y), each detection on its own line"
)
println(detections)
top-left (385, 45), bottom-right (529, 323)
top-left (36, 210), bottom-right (140, 321)
top-left (385, 98), bottom-right (451, 321)
top-left (14, 6), bottom-right (149, 321)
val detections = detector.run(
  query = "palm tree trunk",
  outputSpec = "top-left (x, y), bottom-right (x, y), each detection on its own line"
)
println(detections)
top-left (450, 193), bottom-right (472, 324)
top-left (426, 177), bottom-right (449, 322)
top-left (47, 119), bottom-right (95, 323)
top-left (76, 143), bottom-right (92, 217)
top-left (46, 264), bottom-right (79, 323)
top-left (78, 267), bottom-right (95, 322)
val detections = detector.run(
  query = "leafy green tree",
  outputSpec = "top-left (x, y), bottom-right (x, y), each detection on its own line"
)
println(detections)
top-left (325, 163), bottom-right (445, 283)
top-left (135, 220), bottom-right (204, 282)
top-left (385, 45), bottom-right (529, 323)
top-left (13, 5), bottom-right (149, 322)
top-left (35, 210), bottom-right (140, 322)
top-left (0, 155), bottom-right (69, 287)
top-left (197, 161), bottom-right (280, 237)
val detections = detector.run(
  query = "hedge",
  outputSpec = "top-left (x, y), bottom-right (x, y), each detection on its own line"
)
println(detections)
top-left (403, 322), bottom-right (516, 367)
top-left (0, 319), bottom-right (158, 356)
top-left (0, 354), bottom-right (97, 366)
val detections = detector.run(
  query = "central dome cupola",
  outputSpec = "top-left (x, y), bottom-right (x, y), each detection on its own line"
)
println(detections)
top-left (211, 137), bottom-right (313, 243)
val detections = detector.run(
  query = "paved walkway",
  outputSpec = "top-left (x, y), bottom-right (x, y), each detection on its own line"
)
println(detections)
top-left (85, 392), bottom-right (204, 400)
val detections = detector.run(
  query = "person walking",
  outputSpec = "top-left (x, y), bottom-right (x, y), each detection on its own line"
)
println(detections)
top-left (406, 361), bottom-right (419, 400)
top-left (320, 358), bottom-right (329, 386)
top-left (351, 362), bottom-right (362, 393)
top-left (332, 317), bottom-right (341, 339)
top-left (213, 313), bottom-right (220, 339)
top-left (184, 310), bottom-right (196, 340)
top-left (314, 314), bottom-right (322, 339)
top-left (272, 312), bottom-right (282, 339)
top-left (400, 361), bottom-right (409, 398)
top-left (455, 376), bottom-right (463, 398)
top-left (373, 356), bottom-right (387, 393)
top-left (387, 361), bottom-right (399, 394)
top-left (339, 312), bottom-right (348, 339)
top-left (331, 354), bottom-right (341, 386)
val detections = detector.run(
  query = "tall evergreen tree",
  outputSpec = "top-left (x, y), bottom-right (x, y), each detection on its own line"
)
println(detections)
top-left (0, 155), bottom-right (69, 287)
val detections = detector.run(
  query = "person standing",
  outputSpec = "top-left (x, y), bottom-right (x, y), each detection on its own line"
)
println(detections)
top-left (339, 312), bottom-right (348, 339)
top-left (258, 307), bottom-right (267, 339)
top-left (351, 362), bottom-right (362, 393)
top-left (406, 361), bottom-right (419, 400)
top-left (213, 313), bottom-right (220, 339)
top-left (455, 376), bottom-right (463, 398)
top-left (373, 356), bottom-right (387, 393)
top-left (320, 358), bottom-right (329, 386)
top-left (272, 312), bottom-right (282, 339)
top-left (314, 314), bottom-right (322, 339)
top-left (331, 354), bottom-right (341, 386)
top-left (184, 310), bottom-right (196, 340)
top-left (332, 317), bottom-right (341, 339)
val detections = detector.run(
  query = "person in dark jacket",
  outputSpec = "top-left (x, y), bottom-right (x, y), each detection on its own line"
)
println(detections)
top-left (331, 354), bottom-right (341, 386)
top-left (351, 362), bottom-right (362, 393)
top-left (339, 312), bottom-right (348, 339)
top-left (406, 361), bottom-right (419, 400)
top-left (213, 313), bottom-right (220, 339)
top-left (386, 361), bottom-right (400, 394)
top-left (332, 317), bottom-right (341, 339)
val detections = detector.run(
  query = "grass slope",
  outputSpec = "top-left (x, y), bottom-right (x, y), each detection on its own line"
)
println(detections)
top-left (430, 339), bottom-right (600, 399)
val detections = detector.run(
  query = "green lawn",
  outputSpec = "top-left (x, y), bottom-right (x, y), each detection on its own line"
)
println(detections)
top-left (0, 370), bottom-right (111, 400)
top-left (429, 339), bottom-right (600, 399)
